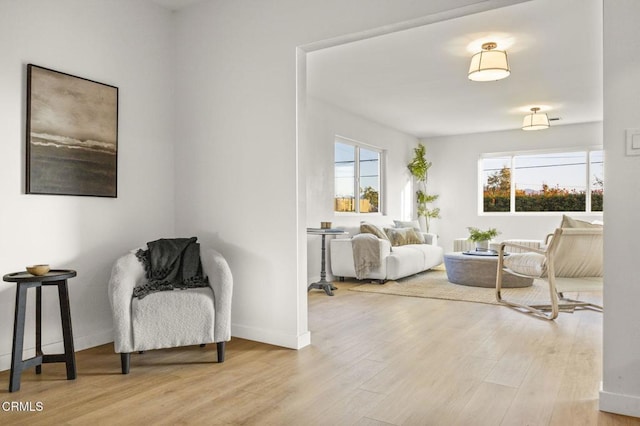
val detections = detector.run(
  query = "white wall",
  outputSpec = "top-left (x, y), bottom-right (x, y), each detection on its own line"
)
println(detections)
top-left (305, 96), bottom-right (417, 283)
top-left (0, 0), bottom-right (176, 370)
top-left (0, 0), bottom-right (636, 418)
top-left (600, 0), bottom-right (640, 417)
top-left (171, 0), bottom-right (524, 349)
top-left (424, 122), bottom-right (603, 252)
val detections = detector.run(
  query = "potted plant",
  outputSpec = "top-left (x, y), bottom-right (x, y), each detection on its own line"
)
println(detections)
top-left (407, 143), bottom-right (439, 232)
top-left (467, 227), bottom-right (500, 251)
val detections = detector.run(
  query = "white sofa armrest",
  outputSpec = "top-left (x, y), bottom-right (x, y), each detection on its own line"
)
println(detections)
top-left (200, 248), bottom-right (233, 342)
top-left (108, 252), bottom-right (146, 353)
top-left (421, 233), bottom-right (438, 246)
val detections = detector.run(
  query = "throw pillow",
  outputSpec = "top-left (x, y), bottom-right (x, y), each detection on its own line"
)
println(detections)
top-left (360, 222), bottom-right (389, 241)
top-left (393, 219), bottom-right (425, 243)
top-left (404, 228), bottom-right (424, 245)
top-left (384, 228), bottom-right (406, 246)
top-left (393, 219), bottom-right (420, 230)
top-left (560, 214), bottom-right (603, 229)
top-left (384, 227), bottom-right (423, 246)
top-left (504, 253), bottom-right (547, 277)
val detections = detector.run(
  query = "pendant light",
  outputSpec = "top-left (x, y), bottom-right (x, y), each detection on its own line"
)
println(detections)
top-left (522, 107), bottom-right (550, 131)
top-left (468, 42), bottom-right (510, 82)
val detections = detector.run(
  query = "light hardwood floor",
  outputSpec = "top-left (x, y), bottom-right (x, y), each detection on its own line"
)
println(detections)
top-left (0, 282), bottom-right (638, 425)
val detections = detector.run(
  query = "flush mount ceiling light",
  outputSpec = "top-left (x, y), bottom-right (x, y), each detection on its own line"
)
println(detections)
top-left (522, 107), bottom-right (550, 131)
top-left (468, 42), bottom-right (510, 82)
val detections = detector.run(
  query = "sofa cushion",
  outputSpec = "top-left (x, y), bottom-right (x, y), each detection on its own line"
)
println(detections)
top-left (386, 246), bottom-right (427, 279)
top-left (504, 252), bottom-right (546, 277)
top-left (385, 244), bottom-right (444, 280)
top-left (360, 221), bottom-right (389, 241)
top-left (384, 227), bottom-right (423, 246)
top-left (560, 214), bottom-right (603, 229)
top-left (393, 220), bottom-right (425, 243)
top-left (132, 287), bottom-right (215, 350)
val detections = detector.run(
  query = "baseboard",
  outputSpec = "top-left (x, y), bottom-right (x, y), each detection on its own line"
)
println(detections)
top-left (0, 324), bottom-right (315, 371)
top-left (600, 386), bottom-right (640, 418)
top-left (231, 323), bottom-right (311, 349)
top-left (0, 329), bottom-right (114, 372)
top-left (308, 274), bottom-right (337, 284)
top-left (75, 328), bottom-right (114, 352)
top-left (297, 331), bottom-right (311, 348)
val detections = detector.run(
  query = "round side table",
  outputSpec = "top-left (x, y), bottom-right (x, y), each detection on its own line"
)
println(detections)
top-left (2, 269), bottom-right (77, 392)
top-left (306, 229), bottom-right (348, 296)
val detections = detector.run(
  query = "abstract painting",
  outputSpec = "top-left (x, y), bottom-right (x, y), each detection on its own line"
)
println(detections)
top-left (26, 64), bottom-right (118, 197)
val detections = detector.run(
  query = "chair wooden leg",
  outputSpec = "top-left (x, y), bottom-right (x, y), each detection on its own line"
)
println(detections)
top-left (120, 353), bottom-right (130, 374)
top-left (216, 342), bottom-right (225, 363)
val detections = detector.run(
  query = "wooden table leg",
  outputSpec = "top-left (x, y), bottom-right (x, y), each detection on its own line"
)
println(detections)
top-left (35, 286), bottom-right (42, 375)
top-left (10, 284), bottom-right (28, 392)
top-left (57, 281), bottom-right (76, 380)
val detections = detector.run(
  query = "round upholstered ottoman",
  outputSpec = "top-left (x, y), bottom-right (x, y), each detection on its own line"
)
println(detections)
top-left (443, 252), bottom-right (533, 288)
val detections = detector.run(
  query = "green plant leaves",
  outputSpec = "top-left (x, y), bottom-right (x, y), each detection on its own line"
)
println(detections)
top-left (466, 227), bottom-right (500, 242)
top-left (409, 143), bottom-right (439, 232)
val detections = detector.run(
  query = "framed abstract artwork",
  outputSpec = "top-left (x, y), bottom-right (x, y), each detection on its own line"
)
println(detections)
top-left (26, 64), bottom-right (118, 197)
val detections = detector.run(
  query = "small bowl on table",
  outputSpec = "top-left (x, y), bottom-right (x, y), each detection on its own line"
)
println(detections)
top-left (26, 264), bottom-right (50, 276)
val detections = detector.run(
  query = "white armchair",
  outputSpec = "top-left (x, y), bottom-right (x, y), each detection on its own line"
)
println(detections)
top-left (496, 227), bottom-right (603, 320)
top-left (108, 247), bottom-right (232, 373)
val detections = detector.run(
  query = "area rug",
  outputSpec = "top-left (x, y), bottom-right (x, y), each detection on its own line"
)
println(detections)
top-left (348, 269), bottom-right (553, 307)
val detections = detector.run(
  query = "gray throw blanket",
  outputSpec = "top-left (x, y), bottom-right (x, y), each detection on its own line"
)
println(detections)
top-left (133, 237), bottom-right (208, 299)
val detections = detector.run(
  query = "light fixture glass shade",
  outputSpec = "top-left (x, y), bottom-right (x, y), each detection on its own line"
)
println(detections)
top-left (468, 44), bottom-right (510, 82)
top-left (522, 109), bottom-right (550, 131)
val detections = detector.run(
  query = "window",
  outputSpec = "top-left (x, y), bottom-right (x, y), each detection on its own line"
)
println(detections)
top-left (481, 149), bottom-right (604, 213)
top-left (334, 138), bottom-right (382, 214)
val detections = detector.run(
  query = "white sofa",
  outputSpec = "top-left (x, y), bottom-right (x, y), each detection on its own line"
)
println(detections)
top-left (330, 225), bottom-right (444, 282)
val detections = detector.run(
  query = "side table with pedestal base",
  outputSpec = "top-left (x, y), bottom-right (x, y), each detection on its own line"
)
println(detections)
top-left (2, 269), bottom-right (77, 392)
top-left (307, 228), bottom-right (347, 296)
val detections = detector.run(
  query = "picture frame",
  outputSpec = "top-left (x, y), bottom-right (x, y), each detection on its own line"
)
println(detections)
top-left (26, 64), bottom-right (118, 197)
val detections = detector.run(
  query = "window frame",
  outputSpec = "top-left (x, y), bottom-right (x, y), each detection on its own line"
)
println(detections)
top-left (478, 146), bottom-right (604, 216)
top-left (334, 136), bottom-right (385, 215)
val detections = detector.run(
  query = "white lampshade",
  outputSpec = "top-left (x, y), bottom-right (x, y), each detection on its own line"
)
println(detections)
top-left (468, 42), bottom-right (510, 82)
top-left (522, 107), bottom-right (550, 131)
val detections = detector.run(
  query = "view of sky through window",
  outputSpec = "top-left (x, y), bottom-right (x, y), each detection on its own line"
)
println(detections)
top-left (481, 150), bottom-right (603, 213)
top-left (335, 142), bottom-right (355, 200)
top-left (334, 140), bottom-right (381, 213)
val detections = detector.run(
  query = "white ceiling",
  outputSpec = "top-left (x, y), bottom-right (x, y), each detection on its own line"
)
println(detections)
top-left (307, 0), bottom-right (603, 138)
